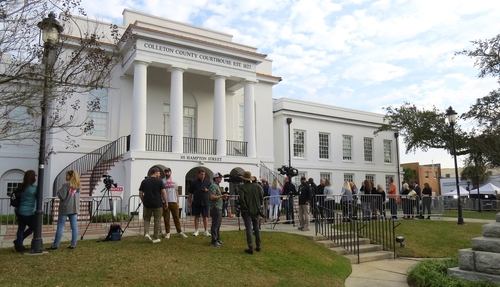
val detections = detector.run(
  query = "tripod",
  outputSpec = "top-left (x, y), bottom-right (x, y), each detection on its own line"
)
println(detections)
top-left (121, 201), bottom-right (142, 235)
top-left (81, 185), bottom-right (115, 240)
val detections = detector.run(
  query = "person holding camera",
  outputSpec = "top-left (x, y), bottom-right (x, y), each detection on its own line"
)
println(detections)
top-left (188, 168), bottom-right (211, 237)
top-left (209, 172), bottom-right (228, 247)
top-left (138, 167), bottom-right (168, 243)
top-left (237, 171), bottom-right (263, 254)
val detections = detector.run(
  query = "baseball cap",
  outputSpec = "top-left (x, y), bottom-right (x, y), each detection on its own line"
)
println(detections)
top-left (213, 172), bottom-right (223, 178)
top-left (164, 168), bottom-right (171, 172)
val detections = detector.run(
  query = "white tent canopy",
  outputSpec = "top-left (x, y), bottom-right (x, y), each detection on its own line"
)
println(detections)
top-left (474, 182), bottom-right (500, 195)
top-left (442, 186), bottom-right (470, 197)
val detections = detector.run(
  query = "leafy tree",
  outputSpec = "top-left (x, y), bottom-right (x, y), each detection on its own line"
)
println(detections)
top-left (402, 167), bottom-right (416, 183)
top-left (0, 0), bottom-right (124, 149)
top-left (376, 34), bottom-right (500, 168)
top-left (460, 165), bottom-right (488, 188)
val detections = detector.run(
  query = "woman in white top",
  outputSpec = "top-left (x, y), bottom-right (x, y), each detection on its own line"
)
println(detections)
top-left (323, 179), bottom-right (335, 220)
top-left (268, 179), bottom-right (282, 222)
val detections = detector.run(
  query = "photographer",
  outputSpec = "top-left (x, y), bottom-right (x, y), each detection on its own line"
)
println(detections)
top-left (282, 177), bottom-right (296, 224)
top-left (237, 171), bottom-right (263, 254)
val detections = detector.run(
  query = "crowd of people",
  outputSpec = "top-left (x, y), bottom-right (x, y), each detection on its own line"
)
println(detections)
top-left (12, 166), bottom-right (434, 254)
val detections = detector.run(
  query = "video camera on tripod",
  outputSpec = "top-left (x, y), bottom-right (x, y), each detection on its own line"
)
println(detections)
top-left (223, 173), bottom-right (242, 184)
top-left (103, 174), bottom-right (118, 189)
top-left (277, 165), bottom-right (299, 178)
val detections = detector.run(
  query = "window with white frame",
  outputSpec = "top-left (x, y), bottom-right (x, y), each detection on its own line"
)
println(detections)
top-left (294, 130), bottom-right (305, 158)
top-left (320, 172), bottom-right (331, 181)
top-left (238, 104), bottom-right (244, 141)
top-left (319, 133), bottom-right (329, 159)
top-left (342, 135), bottom-right (352, 160)
top-left (425, 171), bottom-right (429, 178)
top-left (86, 88), bottom-right (108, 137)
top-left (364, 137), bottom-right (373, 162)
top-left (384, 140), bottom-right (392, 163)
top-left (385, 175), bottom-right (393, 192)
top-left (163, 104), bottom-right (196, 137)
top-left (6, 181), bottom-right (21, 196)
top-left (344, 173), bottom-right (354, 183)
top-left (365, 174), bottom-right (375, 183)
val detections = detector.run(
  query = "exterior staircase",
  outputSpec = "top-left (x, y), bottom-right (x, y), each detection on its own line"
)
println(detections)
top-left (307, 234), bottom-right (394, 264)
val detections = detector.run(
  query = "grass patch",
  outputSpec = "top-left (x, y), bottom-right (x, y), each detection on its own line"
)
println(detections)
top-left (443, 210), bottom-right (498, 220)
top-left (407, 258), bottom-right (497, 287)
top-left (0, 231), bottom-right (351, 287)
top-left (395, 220), bottom-right (485, 258)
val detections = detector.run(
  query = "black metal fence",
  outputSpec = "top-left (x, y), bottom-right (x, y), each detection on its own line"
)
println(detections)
top-left (226, 140), bottom-right (247, 156)
top-left (146, 134), bottom-right (172, 152)
top-left (183, 137), bottom-right (217, 154)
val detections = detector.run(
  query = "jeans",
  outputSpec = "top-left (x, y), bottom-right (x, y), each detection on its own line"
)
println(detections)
top-left (54, 213), bottom-right (78, 247)
top-left (210, 208), bottom-right (222, 243)
top-left (144, 207), bottom-right (163, 239)
top-left (15, 212), bottom-right (36, 248)
top-left (242, 212), bottom-right (260, 249)
top-left (163, 202), bottom-right (182, 233)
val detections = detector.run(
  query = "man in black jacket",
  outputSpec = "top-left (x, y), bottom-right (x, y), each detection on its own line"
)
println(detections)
top-left (413, 181), bottom-right (423, 219)
top-left (282, 177), bottom-right (296, 223)
top-left (298, 176), bottom-right (312, 231)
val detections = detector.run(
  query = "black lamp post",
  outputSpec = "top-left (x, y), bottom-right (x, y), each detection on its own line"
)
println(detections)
top-left (31, 12), bottom-right (63, 254)
top-left (446, 106), bottom-right (464, 225)
top-left (286, 118), bottom-right (292, 170)
top-left (473, 151), bottom-right (482, 212)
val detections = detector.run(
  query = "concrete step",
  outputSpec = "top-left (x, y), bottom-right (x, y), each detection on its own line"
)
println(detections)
top-left (330, 246), bottom-right (349, 255)
top-left (344, 251), bottom-right (394, 264)
top-left (357, 243), bottom-right (383, 254)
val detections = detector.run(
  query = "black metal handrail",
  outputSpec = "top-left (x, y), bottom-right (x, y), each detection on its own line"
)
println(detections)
top-left (314, 194), bottom-right (399, 263)
top-left (226, 140), bottom-right (247, 156)
top-left (52, 135), bottom-right (129, 196)
top-left (183, 137), bottom-right (216, 155)
top-left (88, 136), bottom-right (129, 195)
top-left (146, 134), bottom-right (172, 152)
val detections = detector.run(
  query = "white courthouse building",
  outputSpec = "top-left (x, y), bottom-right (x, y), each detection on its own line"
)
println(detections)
top-left (0, 9), bottom-right (399, 213)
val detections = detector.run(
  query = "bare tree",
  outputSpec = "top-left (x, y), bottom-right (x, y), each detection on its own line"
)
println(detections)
top-left (0, 0), bottom-right (124, 148)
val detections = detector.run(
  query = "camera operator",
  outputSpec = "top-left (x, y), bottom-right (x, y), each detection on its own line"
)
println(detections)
top-left (282, 177), bottom-right (296, 224)
top-left (261, 179), bottom-right (270, 221)
top-left (237, 171), bottom-right (263, 254)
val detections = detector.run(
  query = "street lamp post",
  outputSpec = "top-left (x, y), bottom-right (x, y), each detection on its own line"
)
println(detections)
top-left (446, 106), bottom-right (465, 225)
top-left (31, 12), bottom-right (63, 254)
top-left (474, 151), bottom-right (482, 212)
top-left (286, 118), bottom-right (292, 169)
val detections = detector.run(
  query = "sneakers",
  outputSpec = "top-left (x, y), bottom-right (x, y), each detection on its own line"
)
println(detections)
top-left (144, 234), bottom-right (152, 241)
top-left (302, 228), bottom-right (310, 231)
top-left (217, 240), bottom-right (224, 245)
top-left (244, 248), bottom-right (254, 254)
top-left (204, 231), bottom-right (211, 237)
top-left (178, 232), bottom-right (188, 238)
top-left (256, 246), bottom-right (261, 252)
top-left (152, 238), bottom-right (161, 244)
top-left (164, 233), bottom-right (171, 239)
top-left (193, 230), bottom-right (199, 237)
top-left (211, 242), bottom-right (222, 247)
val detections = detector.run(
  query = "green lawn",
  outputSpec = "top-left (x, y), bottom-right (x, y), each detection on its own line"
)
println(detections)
top-left (443, 210), bottom-right (498, 220)
top-left (0, 231), bottom-right (351, 287)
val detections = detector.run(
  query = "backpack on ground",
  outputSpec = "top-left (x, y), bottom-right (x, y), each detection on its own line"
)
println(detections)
top-left (10, 187), bottom-right (22, 208)
top-left (105, 223), bottom-right (122, 241)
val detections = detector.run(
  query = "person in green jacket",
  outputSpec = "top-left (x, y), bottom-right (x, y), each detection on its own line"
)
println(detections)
top-left (237, 171), bottom-right (263, 255)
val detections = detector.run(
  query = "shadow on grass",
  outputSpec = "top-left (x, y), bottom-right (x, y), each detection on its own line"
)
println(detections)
top-left (0, 230), bottom-right (351, 287)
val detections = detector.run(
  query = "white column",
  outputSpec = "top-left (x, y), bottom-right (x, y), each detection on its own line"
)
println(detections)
top-left (244, 80), bottom-right (257, 158)
top-left (169, 67), bottom-right (184, 153)
top-left (130, 61), bottom-right (148, 151)
top-left (212, 75), bottom-right (227, 156)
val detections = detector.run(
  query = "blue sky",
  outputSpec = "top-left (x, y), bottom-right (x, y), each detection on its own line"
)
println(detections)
top-left (80, 0), bottom-right (500, 168)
